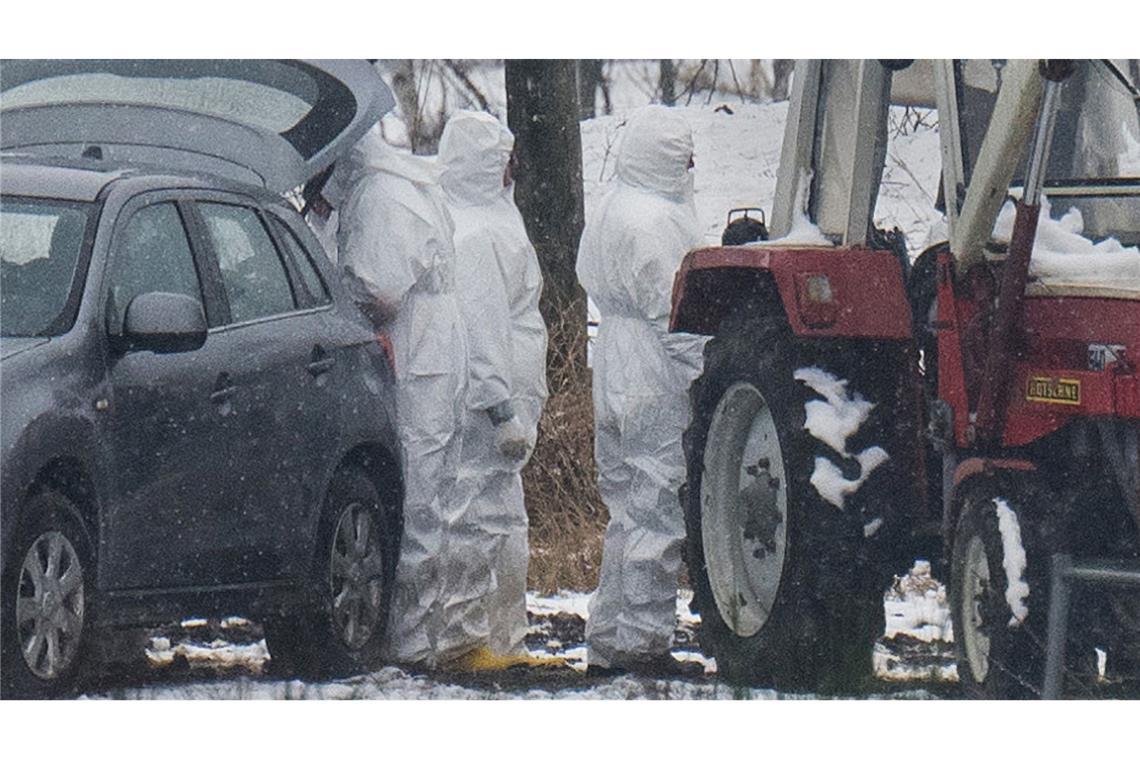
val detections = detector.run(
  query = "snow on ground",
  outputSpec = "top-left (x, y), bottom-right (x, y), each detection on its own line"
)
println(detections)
top-left (82, 580), bottom-right (957, 699)
top-left (876, 561), bottom-right (957, 683)
top-left (524, 590), bottom-right (714, 675)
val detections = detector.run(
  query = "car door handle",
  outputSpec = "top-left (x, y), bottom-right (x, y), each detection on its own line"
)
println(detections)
top-left (307, 346), bottom-right (336, 376)
top-left (307, 357), bottom-right (336, 376)
top-left (211, 374), bottom-right (237, 404)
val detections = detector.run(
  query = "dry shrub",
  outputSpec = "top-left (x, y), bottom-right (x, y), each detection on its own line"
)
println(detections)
top-left (523, 311), bottom-right (608, 593)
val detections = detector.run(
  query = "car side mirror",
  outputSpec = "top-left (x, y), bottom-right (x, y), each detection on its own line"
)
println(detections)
top-left (122, 292), bottom-right (207, 353)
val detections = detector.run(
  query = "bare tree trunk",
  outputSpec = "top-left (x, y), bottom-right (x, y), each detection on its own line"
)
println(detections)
top-left (505, 60), bottom-right (587, 385)
top-left (772, 59), bottom-right (794, 101)
top-left (659, 59), bottom-right (676, 106)
top-left (748, 59), bottom-right (771, 99)
top-left (577, 60), bottom-right (604, 120)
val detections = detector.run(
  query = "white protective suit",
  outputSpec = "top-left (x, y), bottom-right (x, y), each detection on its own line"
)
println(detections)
top-left (436, 112), bottom-right (549, 659)
top-left (331, 127), bottom-right (468, 666)
top-left (576, 106), bottom-right (706, 669)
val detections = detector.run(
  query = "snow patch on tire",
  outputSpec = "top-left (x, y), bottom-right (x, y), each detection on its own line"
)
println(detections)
top-left (794, 366), bottom-right (890, 509)
top-left (809, 447), bottom-right (889, 510)
top-left (794, 367), bottom-right (875, 454)
top-left (993, 498), bottom-right (1030, 627)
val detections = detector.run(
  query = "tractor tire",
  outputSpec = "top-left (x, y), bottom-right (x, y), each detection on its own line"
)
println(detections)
top-left (950, 484), bottom-right (1050, 698)
top-left (683, 317), bottom-right (904, 692)
top-left (265, 466), bottom-right (393, 679)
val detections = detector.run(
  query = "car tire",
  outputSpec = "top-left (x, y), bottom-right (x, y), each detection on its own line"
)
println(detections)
top-left (683, 317), bottom-right (897, 692)
top-left (1, 490), bottom-right (96, 699)
top-left (265, 466), bottom-right (392, 679)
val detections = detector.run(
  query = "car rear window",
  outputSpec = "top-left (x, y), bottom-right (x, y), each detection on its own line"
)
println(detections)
top-left (1, 61), bottom-right (356, 160)
top-left (1, 198), bottom-right (91, 337)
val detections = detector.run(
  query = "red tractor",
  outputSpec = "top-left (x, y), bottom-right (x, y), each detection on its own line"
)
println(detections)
top-left (671, 59), bottom-right (1140, 695)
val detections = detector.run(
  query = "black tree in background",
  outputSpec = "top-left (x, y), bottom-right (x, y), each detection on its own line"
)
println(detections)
top-left (505, 60), bottom-right (587, 386)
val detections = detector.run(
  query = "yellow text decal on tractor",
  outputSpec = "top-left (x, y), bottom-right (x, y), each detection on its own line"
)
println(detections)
top-left (1026, 376), bottom-right (1081, 405)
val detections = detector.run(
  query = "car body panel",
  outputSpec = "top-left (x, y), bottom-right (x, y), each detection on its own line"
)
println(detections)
top-left (1, 154), bottom-right (401, 628)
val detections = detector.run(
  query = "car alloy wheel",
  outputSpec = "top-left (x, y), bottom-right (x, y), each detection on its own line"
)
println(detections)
top-left (328, 502), bottom-right (386, 651)
top-left (17, 530), bottom-right (86, 681)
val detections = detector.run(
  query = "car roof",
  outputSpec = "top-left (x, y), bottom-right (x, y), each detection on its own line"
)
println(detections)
top-left (1, 153), bottom-right (283, 204)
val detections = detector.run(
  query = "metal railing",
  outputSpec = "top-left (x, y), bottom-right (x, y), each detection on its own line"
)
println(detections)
top-left (1042, 553), bottom-right (1140, 698)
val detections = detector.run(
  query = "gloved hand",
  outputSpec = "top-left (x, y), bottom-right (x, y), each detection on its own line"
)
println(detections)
top-left (494, 416), bottom-right (530, 462)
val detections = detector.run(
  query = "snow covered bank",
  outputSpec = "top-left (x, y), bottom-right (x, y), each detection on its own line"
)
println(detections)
top-left (580, 103), bottom-right (943, 255)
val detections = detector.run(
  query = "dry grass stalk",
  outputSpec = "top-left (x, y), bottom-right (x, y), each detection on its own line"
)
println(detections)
top-left (523, 311), bottom-right (608, 593)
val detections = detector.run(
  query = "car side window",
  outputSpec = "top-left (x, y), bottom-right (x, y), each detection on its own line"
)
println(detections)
top-left (199, 203), bottom-right (296, 324)
top-left (269, 216), bottom-right (332, 307)
top-left (107, 202), bottom-right (202, 335)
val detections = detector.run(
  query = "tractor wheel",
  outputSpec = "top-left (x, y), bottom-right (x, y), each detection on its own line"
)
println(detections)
top-left (950, 485), bottom-right (1050, 698)
top-left (683, 317), bottom-right (903, 692)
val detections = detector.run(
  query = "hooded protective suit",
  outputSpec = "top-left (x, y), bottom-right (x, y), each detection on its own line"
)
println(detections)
top-left (332, 126), bottom-right (468, 666)
top-left (436, 111), bottom-right (549, 659)
top-left (575, 106), bottom-right (706, 669)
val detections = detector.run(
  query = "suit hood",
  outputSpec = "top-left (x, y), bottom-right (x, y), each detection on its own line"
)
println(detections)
top-left (438, 111), bottom-right (514, 207)
top-left (616, 106), bottom-right (694, 203)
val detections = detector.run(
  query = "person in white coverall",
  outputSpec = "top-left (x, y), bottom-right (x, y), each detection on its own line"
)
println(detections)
top-left (576, 106), bottom-right (706, 674)
top-left (327, 126), bottom-right (468, 667)
top-left (436, 111), bottom-right (549, 666)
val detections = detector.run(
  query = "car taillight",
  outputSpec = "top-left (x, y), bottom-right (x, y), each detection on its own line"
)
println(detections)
top-left (376, 332), bottom-right (396, 373)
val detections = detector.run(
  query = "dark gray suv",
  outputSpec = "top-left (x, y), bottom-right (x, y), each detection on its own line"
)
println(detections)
top-left (1, 60), bottom-right (403, 697)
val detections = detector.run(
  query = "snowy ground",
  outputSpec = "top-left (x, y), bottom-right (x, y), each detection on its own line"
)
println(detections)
top-left (80, 562), bottom-right (954, 700)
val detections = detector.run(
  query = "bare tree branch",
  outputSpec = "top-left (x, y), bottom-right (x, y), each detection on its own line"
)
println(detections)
top-left (444, 59), bottom-right (491, 112)
top-left (727, 59), bottom-right (748, 104)
top-left (683, 59), bottom-right (709, 106)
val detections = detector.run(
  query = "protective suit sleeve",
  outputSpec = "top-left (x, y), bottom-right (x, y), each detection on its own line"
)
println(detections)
top-left (455, 230), bottom-right (514, 411)
top-left (338, 178), bottom-right (433, 315)
top-left (628, 230), bottom-right (705, 374)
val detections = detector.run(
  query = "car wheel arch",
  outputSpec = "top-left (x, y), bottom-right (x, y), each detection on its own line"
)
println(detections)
top-left (24, 456), bottom-right (100, 560)
top-left (332, 444), bottom-right (403, 555)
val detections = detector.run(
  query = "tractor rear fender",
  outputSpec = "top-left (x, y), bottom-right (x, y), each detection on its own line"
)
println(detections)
top-left (670, 245), bottom-right (913, 339)
top-left (943, 457), bottom-right (1037, 554)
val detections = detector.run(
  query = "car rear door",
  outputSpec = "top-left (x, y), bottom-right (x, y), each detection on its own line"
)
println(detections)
top-left (184, 192), bottom-right (343, 584)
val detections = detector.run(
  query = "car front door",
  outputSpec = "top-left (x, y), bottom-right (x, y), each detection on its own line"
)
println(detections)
top-left (99, 194), bottom-right (236, 591)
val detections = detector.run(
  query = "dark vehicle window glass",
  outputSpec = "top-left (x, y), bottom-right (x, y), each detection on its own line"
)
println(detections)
top-left (957, 59), bottom-right (1140, 246)
top-left (270, 217), bottom-right (331, 306)
top-left (1, 199), bottom-right (90, 337)
top-left (200, 203), bottom-right (296, 323)
top-left (106, 202), bottom-right (202, 335)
